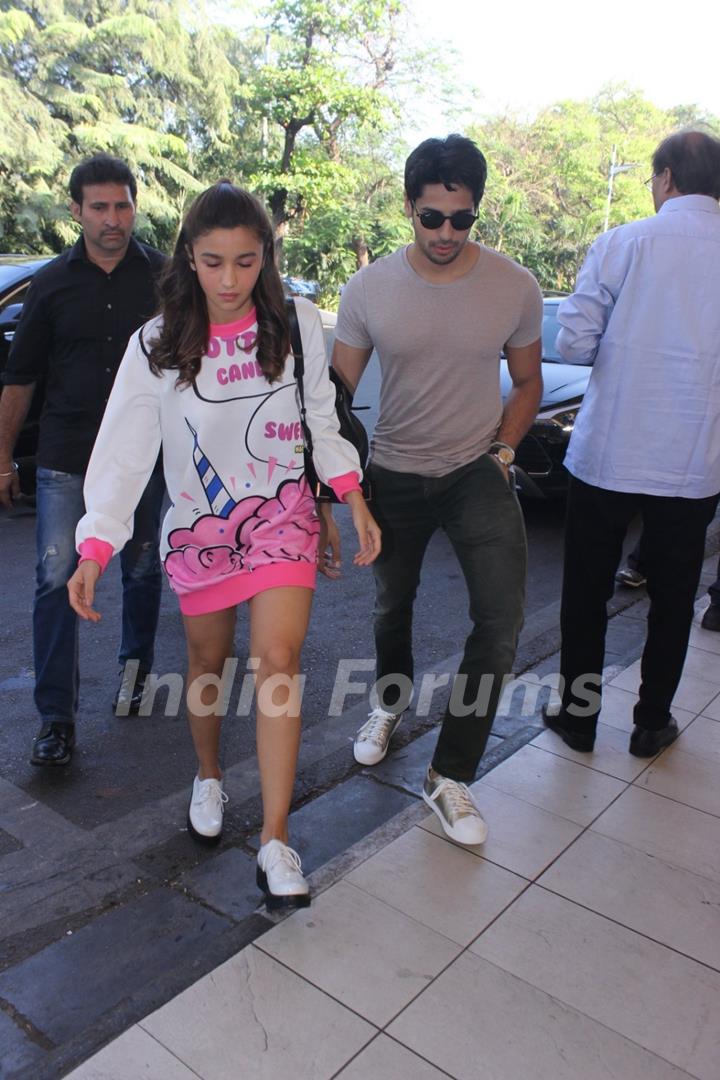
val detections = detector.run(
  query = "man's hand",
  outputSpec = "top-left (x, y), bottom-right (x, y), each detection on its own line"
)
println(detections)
top-left (67, 561), bottom-right (102, 622)
top-left (345, 491), bottom-right (381, 566)
top-left (487, 454), bottom-right (515, 487)
top-left (0, 462), bottom-right (20, 509)
top-left (317, 502), bottom-right (342, 579)
top-left (0, 383), bottom-right (36, 508)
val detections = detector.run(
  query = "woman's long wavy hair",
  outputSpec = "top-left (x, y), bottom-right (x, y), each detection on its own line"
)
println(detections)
top-left (148, 182), bottom-right (290, 385)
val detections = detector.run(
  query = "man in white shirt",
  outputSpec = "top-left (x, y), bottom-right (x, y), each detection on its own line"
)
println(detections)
top-left (545, 130), bottom-right (720, 758)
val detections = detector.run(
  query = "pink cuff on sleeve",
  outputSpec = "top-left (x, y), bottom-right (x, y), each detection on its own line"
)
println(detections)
top-left (78, 538), bottom-right (114, 574)
top-left (329, 471), bottom-right (362, 503)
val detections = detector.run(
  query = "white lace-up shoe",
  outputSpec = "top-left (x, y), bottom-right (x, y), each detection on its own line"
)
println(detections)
top-left (187, 775), bottom-right (228, 844)
top-left (256, 839), bottom-right (311, 910)
top-left (353, 707), bottom-right (403, 765)
top-left (422, 767), bottom-right (488, 846)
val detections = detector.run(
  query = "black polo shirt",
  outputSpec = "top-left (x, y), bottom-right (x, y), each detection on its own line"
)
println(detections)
top-left (3, 235), bottom-right (165, 474)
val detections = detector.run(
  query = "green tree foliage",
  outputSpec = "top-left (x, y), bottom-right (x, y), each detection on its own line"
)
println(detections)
top-left (470, 86), bottom-right (719, 290)
top-left (1, 2), bottom-right (718, 302)
top-left (281, 133), bottom-right (411, 305)
top-left (0, 0), bottom-right (413, 292)
top-left (0, 0), bottom-right (239, 249)
top-left (236, 0), bottom-right (409, 272)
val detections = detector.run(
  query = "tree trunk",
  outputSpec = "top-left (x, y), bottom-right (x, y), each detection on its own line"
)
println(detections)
top-left (270, 188), bottom-right (288, 262)
top-left (352, 236), bottom-right (369, 268)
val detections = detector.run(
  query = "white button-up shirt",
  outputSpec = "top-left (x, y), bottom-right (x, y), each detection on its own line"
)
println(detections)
top-left (556, 194), bottom-right (720, 498)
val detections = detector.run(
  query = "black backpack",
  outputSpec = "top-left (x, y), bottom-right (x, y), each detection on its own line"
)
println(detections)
top-left (287, 298), bottom-right (371, 503)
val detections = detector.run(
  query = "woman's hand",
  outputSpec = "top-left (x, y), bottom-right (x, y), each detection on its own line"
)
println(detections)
top-left (67, 561), bottom-right (103, 622)
top-left (345, 491), bottom-right (381, 566)
top-left (317, 502), bottom-right (342, 579)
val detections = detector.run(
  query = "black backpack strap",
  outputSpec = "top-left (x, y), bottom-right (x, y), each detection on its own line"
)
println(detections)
top-left (137, 322), bottom-right (151, 359)
top-left (287, 297), bottom-right (313, 453)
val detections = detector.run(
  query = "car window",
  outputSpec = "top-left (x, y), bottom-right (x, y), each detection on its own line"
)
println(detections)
top-left (0, 281), bottom-right (33, 377)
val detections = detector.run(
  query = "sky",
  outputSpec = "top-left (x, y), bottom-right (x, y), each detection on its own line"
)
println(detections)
top-left (220, 0), bottom-right (720, 141)
top-left (403, 0), bottom-right (720, 139)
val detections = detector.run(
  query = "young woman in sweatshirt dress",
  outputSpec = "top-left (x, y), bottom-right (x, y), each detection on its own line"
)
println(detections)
top-left (67, 182), bottom-right (381, 909)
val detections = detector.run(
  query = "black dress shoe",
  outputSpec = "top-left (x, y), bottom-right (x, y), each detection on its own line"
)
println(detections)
top-left (541, 705), bottom-right (595, 752)
top-left (30, 722), bottom-right (75, 766)
top-left (113, 670), bottom-right (150, 715)
top-left (629, 718), bottom-right (679, 758)
top-left (701, 604), bottom-right (720, 632)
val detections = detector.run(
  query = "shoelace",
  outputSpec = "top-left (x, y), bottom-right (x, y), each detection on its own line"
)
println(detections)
top-left (429, 777), bottom-right (478, 819)
top-left (266, 844), bottom-right (303, 875)
top-left (357, 709), bottom-right (396, 743)
top-left (197, 781), bottom-right (229, 808)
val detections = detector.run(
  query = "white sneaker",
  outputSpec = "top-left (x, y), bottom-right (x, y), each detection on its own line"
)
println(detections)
top-left (422, 768), bottom-right (488, 846)
top-left (257, 839), bottom-right (310, 910)
top-left (187, 775), bottom-right (228, 844)
top-left (353, 707), bottom-right (403, 765)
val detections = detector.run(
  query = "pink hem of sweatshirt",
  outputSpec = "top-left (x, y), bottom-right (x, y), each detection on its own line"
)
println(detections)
top-left (178, 561), bottom-right (317, 616)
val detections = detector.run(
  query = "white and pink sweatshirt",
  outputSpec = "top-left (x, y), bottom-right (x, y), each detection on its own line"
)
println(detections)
top-left (76, 297), bottom-right (361, 615)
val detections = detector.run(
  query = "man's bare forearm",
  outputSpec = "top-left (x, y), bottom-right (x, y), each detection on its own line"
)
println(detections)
top-left (0, 383), bottom-right (36, 464)
top-left (331, 340), bottom-right (372, 395)
top-left (496, 375), bottom-right (543, 448)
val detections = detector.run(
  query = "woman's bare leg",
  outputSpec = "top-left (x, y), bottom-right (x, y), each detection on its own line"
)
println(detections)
top-left (182, 607), bottom-right (237, 779)
top-left (249, 587), bottom-right (313, 846)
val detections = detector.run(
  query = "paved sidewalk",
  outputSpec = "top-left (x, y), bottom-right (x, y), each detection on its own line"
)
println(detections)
top-left (65, 586), bottom-right (720, 1080)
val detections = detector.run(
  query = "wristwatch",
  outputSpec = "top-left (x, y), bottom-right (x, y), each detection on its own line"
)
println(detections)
top-left (489, 442), bottom-right (515, 467)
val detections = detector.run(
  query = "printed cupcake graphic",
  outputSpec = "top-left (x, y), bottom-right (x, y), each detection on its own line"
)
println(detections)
top-left (165, 420), bottom-right (318, 594)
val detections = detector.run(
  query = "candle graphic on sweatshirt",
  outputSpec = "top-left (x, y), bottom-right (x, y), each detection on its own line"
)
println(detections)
top-left (186, 419), bottom-right (237, 519)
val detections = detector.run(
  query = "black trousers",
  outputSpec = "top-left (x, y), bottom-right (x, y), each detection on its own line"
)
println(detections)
top-left (370, 456), bottom-right (527, 783)
top-left (710, 558), bottom-right (720, 607)
top-left (560, 477), bottom-right (719, 732)
top-left (629, 539), bottom-right (720, 608)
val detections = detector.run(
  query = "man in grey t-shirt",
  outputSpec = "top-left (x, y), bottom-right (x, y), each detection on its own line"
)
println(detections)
top-left (329, 134), bottom-right (543, 845)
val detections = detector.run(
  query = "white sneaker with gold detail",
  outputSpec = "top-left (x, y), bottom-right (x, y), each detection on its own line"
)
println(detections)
top-left (422, 767), bottom-right (488, 845)
top-left (353, 707), bottom-right (403, 765)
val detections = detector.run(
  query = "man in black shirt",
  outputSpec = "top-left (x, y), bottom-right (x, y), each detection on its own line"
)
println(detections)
top-left (0, 154), bottom-right (165, 766)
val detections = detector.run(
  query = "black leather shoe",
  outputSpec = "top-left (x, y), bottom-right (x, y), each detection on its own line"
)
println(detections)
top-left (701, 604), bottom-right (720, 632)
top-left (541, 705), bottom-right (595, 752)
top-left (113, 670), bottom-right (150, 715)
top-left (30, 722), bottom-right (75, 766)
top-left (629, 718), bottom-right (679, 758)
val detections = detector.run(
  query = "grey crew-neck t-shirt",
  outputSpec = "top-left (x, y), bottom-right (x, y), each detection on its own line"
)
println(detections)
top-left (335, 244), bottom-right (543, 477)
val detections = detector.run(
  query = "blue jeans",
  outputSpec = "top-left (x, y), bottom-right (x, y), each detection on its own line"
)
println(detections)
top-left (370, 455), bottom-right (527, 783)
top-left (33, 467), bottom-right (165, 724)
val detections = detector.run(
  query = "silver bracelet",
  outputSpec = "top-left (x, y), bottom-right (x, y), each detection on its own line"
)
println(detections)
top-left (0, 462), bottom-right (18, 477)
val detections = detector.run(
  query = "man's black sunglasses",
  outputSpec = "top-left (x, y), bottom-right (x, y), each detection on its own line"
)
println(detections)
top-left (412, 202), bottom-right (478, 231)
